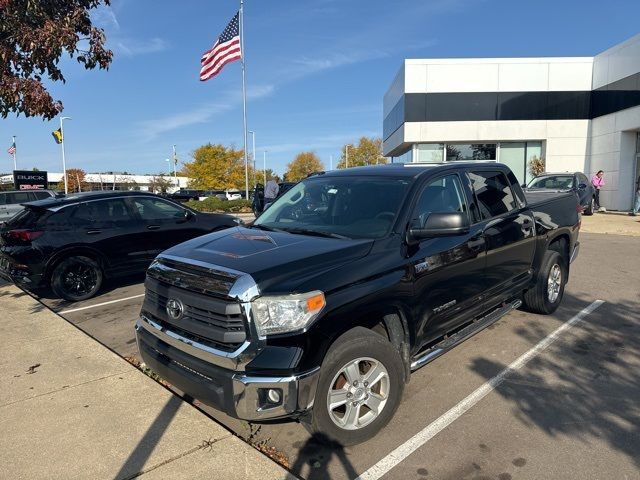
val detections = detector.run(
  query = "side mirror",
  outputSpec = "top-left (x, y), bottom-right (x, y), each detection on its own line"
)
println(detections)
top-left (577, 183), bottom-right (587, 190)
top-left (521, 183), bottom-right (527, 189)
top-left (408, 212), bottom-right (470, 242)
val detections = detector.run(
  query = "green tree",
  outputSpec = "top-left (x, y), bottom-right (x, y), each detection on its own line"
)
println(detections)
top-left (0, 0), bottom-right (113, 120)
top-left (336, 137), bottom-right (387, 169)
top-left (182, 143), bottom-right (253, 190)
top-left (285, 152), bottom-right (324, 181)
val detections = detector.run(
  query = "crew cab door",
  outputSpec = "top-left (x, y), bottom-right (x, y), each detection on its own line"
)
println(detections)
top-left (467, 169), bottom-right (536, 305)
top-left (408, 173), bottom-right (488, 348)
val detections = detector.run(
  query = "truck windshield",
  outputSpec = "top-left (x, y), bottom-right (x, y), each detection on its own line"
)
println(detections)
top-left (254, 176), bottom-right (410, 239)
top-left (528, 175), bottom-right (574, 189)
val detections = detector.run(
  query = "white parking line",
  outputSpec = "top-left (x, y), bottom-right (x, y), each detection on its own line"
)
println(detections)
top-left (356, 300), bottom-right (605, 480)
top-left (58, 293), bottom-right (145, 315)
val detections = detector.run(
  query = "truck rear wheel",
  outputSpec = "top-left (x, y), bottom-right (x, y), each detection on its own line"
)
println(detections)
top-left (522, 250), bottom-right (566, 314)
top-left (310, 327), bottom-right (404, 446)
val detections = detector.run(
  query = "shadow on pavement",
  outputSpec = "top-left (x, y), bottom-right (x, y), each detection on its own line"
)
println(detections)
top-left (113, 395), bottom-right (183, 480)
top-left (471, 293), bottom-right (640, 468)
top-left (289, 433), bottom-right (358, 480)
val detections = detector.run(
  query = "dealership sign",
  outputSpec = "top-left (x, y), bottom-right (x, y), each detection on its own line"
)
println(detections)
top-left (13, 170), bottom-right (48, 190)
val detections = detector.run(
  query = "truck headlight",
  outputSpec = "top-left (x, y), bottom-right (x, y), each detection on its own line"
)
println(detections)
top-left (252, 291), bottom-right (325, 336)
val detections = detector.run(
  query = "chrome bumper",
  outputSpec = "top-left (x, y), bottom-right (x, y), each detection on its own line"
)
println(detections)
top-left (135, 317), bottom-right (320, 421)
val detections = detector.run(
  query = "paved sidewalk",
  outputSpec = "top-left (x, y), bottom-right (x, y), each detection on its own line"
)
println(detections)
top-left (0, 282), bottom-right (293, 480)
top-left (580, 211), bottom-right (640, 236)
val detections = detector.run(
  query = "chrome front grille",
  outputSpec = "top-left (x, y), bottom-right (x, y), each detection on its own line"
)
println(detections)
top-left (142, 258), bottom-right (248, 352)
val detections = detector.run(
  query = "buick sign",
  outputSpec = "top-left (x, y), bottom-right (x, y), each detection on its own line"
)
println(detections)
top-left (13, 170), bottom-right (48, 190)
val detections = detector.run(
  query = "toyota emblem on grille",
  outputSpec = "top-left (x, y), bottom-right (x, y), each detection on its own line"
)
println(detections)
top-left (166, 298), bottom-right (184, 320)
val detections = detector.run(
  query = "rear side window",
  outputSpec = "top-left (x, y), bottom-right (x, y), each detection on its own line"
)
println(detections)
top-left (71, 199), bottom-right (134, 227)
top-left (6, 192), bottom-right (32, 204)
top-left (469, 171), bottom-right (518, 219)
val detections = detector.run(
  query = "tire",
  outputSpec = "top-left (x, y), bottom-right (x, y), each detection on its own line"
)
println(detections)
top-left (310, 327), bottom-right (405, 446)
top-left (584, 197), bottom-right (595, 216)
top-left (522, 250), bottom-right (566, 315)
top-left (51, 256), bottom-right (103, 302)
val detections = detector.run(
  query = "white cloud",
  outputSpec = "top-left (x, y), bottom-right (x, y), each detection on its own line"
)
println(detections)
top-left (93, 5), bottom-right (120, 30)
top-left (137, 84), bottom-right (275, 140)
top-left (114, 38), bottom-right (168, 57)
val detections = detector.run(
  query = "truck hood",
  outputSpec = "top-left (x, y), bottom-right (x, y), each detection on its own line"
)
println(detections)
top-left (161, 226), bottom-right (374, 293)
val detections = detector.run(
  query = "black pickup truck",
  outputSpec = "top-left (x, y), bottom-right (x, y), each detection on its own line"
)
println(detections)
top-left (135, 162), bottom-right (580, 445)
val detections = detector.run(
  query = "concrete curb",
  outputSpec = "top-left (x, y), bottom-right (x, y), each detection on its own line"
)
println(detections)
top-left (0, 282), bottom-right (294, 480)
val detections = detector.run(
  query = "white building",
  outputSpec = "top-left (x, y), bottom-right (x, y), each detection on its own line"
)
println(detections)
top-left (0, 172), bottom-right (189, 193)
top-left (383, 33), bottom-right (640, 211)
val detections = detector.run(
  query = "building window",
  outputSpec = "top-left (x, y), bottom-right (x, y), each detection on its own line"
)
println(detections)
top-left (446, 144), bottom-right (497, 161)
top-left (391, 148), bottom-right (412, 164)
top-left (416, 144), bottom-right (444, 163)
top-left (499, 141), bottom-right (543, 184)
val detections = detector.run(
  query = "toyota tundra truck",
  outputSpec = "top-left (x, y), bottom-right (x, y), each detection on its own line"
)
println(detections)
top-left (135, 162), bottom-right (580, 445)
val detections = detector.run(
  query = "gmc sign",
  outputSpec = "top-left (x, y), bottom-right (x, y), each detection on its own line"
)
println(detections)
top-left (13, 170), bottom-right (48, 190)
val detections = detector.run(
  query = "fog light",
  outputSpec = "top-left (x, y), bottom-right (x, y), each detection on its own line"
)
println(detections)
top-left (267, 388), bottom-right (281, 403)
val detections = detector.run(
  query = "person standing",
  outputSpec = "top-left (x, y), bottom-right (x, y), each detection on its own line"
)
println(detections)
top-left (591, 170), bottom-right (605, 210)
top-left (264, 179), bottom-right (280, 205)
top-left (631, 175), bottom-right (640, 216)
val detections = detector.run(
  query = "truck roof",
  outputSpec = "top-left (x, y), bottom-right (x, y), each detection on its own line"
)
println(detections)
top-left (318, 162), bottom-right (509, 179)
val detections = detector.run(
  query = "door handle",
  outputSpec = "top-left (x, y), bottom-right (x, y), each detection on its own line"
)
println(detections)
top-left (466, 237), bottom-right (485, 251)
top-left (147, 225), bottom-right (161, 230)
top-left (86, 229), bottom-right (102, 235)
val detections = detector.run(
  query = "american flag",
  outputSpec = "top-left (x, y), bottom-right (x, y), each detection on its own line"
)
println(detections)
top-left (7, 142), bottom-right (16, 156)
top-left (200, 12), bottom-right (241, 81)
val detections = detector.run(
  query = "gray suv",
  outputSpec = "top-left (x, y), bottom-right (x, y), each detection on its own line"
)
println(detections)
top-left (0, 190), bottom-right (56, 221)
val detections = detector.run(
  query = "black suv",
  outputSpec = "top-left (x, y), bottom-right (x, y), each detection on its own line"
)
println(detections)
top-left (0, 191), bottom-right (240, 301)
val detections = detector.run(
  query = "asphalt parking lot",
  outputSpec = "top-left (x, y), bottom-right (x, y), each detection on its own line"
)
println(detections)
top-left (33, 232), bottom-right (639, 480)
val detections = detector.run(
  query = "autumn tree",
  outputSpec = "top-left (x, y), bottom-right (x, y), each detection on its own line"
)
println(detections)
top-left (148, 175), bottom-right (173, 193)
top-left (58, 168), bottom-right (89, 192)
top-left (0, 0), bottom-right (113, 119)
top-left (182, 143), bottom-right (253, 191)
top-left (336, 137), bottom-right (387, 169)
top-left (285, 152), bottom-right (324, 181)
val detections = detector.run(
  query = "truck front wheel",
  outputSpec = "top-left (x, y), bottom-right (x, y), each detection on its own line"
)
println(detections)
top-left (310, 327), bottom-right (404, 446)
top-left (522, 250), bottom-right (566, 314)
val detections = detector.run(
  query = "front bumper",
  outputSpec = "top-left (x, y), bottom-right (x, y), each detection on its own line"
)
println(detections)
top-left (135, 318), bottom-right (319, 421)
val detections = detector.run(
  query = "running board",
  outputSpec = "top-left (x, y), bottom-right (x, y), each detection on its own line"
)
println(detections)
top-left (410, 299), bottom-right (522, 371)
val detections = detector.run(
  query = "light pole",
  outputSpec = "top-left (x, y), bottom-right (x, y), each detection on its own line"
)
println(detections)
top-left (60, 117), bottom-right (72, 194)
top-left (263, 150), bottom-right (267, 186)
top-left (249, 130), bottom-right (256, 185)
top-left (345, 144), bottom-right (352, 168)
top-left (171, 145), bottom-right (179, 188)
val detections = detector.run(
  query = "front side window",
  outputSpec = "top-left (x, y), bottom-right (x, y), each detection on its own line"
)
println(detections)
top-left (255, 176), bottom-right (410, 239)
top-left (133, 197), bottom-right (186, 221)
top-left (413, 175), bottom-right (467, 226)
top-left (469, 171), bottom-right (517, 219)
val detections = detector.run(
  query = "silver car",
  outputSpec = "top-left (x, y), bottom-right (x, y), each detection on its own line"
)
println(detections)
top-left (0, 190), bottom-right (57, 221)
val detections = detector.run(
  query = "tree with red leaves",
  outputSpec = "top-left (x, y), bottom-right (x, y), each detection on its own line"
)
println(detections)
top-left (0, 0), bottom-right (113, 120)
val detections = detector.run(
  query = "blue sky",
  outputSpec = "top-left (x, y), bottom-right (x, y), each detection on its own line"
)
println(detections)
top-left (3, 0), bottom-right (640, 177)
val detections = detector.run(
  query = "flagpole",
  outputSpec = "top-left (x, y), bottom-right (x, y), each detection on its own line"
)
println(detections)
top-left (60, 117), bottom-right (71, 194)
top-left (172, 144), bottom-right (178, 189)
top-left (12, 136), bottom-right (16, 170)
top-left (240, 0), bottom-right (249, 200)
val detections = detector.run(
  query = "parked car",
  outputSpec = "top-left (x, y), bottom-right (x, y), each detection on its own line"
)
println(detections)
top-left (168, 189), bottom-right (204, 202)
top-left (0, 190), bottom-right (56, 221)
top-left (526, 172), bottom-right (596, 215)
top-left (135, 163), bottom-right (580, 445)
top-left (0, 191), bottom-right (240, 301)
top-left (198, 190), bottom-right (227, 201)
top-left (226, 189), bottom-right (242, 201)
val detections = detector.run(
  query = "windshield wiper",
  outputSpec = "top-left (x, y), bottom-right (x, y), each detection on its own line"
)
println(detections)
top-left (250, 224), bottom-right (281, 232)
top-left (280, 227), bottom-right (350, 239)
